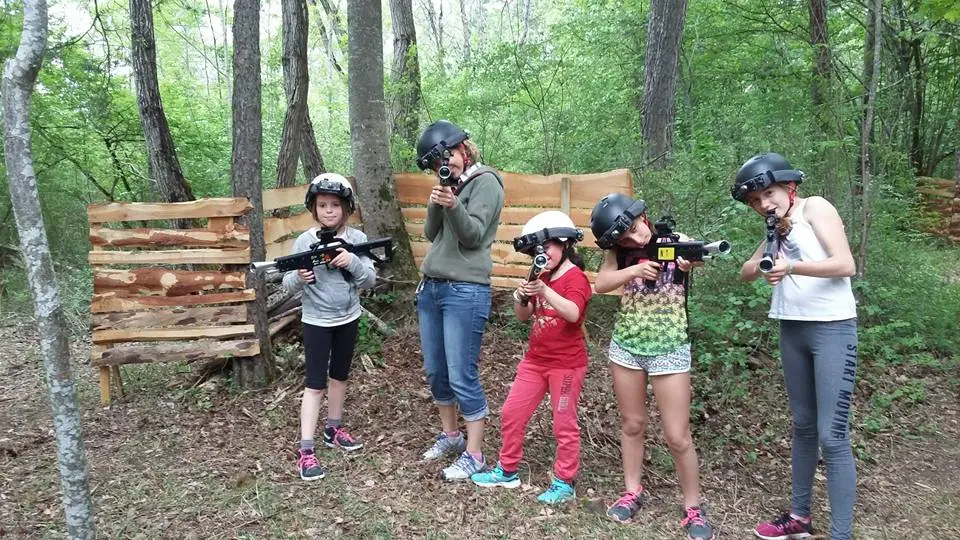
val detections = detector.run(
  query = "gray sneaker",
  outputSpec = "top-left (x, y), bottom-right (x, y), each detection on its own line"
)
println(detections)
top-left (421, 432), bottom-right (467, 461)
top-left (442, 451), bottom-right (485, 481)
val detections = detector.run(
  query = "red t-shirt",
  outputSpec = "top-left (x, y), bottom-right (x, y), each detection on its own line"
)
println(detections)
top-left (525, 266), bottom-right (593, 368)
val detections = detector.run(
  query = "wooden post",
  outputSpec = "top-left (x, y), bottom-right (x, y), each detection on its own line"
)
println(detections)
top-left (99, 366), bottom-right (111, 405)
top-left (560, 176), bottom-right (571, 215)
top-left (110, 366), bottom-right (125, 397)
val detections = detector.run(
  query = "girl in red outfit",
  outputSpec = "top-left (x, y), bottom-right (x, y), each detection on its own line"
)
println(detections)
top-left (470, 211), bottom-right (592, 505)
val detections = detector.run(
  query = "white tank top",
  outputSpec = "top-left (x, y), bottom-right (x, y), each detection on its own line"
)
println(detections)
top-left (769, 198), bottom-right (857, 321)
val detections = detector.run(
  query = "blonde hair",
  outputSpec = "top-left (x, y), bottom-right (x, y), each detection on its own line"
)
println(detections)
top-left (461, 140), bottom-right (481, 167)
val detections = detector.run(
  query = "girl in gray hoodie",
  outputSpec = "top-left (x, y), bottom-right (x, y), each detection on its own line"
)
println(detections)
top-left (283, 173), bottom-right (377, 481)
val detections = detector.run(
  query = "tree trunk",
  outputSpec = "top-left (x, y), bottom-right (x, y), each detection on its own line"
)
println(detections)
top-left (459, 0), bottom-right (471, 65)
top-left (809, 0), bottom-right (838, 201)
top-left (641, 0), bottom-right (688, 169)
top-left (389, 0), bottom-right (423, 153)
top-left (2, 2), bottom-right (96, 538)
top-left (424, 0), bottom-right (444, 69)
top-left (518, 0), bottom-right (532, 47)
top-left (347, 0), bottom-right (417, 280)
top-left (300, 108), bottom-right (326, 181)
top-left (275, 0), bottom-right (309, 190)
top-left (857, 0), bottom-right (882, 279)
top-left (951, 117), bottom-right (960, 243)
top-left (130, 0), bottom-right (195, 227)
top-left (231, 0), bottom-right (272, 387)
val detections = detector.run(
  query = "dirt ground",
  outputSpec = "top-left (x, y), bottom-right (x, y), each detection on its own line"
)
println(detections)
top-left (1, 311), bottom-right (958, 540)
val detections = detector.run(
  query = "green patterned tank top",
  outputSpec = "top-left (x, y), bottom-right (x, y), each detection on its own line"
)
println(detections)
top-left (611, 257), bottom-right (689, 356)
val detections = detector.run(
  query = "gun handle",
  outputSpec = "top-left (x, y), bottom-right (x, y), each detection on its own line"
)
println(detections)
top-left (673, 268), bottom-right (687, 285)
top-left (644, 278), bottom-right (657, 290)
top-left (520, 295), bottom-right (531, 307)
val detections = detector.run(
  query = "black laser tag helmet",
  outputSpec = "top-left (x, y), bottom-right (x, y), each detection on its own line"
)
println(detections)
top-left (305, 173), bottom-right (356, 215)
top-left (416, 120), bottom-right (469, 171)
top-left (731, 152), bottom-right (805, 203)
top-left (589, 193), bottom-right (648, 250)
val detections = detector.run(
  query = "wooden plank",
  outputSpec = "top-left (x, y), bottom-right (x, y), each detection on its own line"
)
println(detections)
top-left (560, 177), bottom-right (572, 214)
top-left (91, 338), bottom-right (260, 366)
top-left (88, 248), bottom-right (251, 266)
top-left (269, 313), bottom-right (299, 337)
top-left (99, 366), bottom-right (111, 405)
top-left (89, 227), bottom-right (250, 248)
top-left (91, 289), bottom-right (256, 313)
top-left (401, 206), bottom-right (595, 226)
top-left (93, 269), bottom-right (246, 296)
top-left (262, 184), bottom-right (308, 211)
top-left (264, 238), bottom-right (297, 263)
top-left (87, 198), bottom-right (253, 223)
top-left (395, 169), bottom-right (633, 207)
top-left (264, 211), bottom-right (315, 244)
top-left (91, 305), bottom-right (248, 331)
top-left (93, 324), bottom-right (255, 344)
top-left (207, 217), bottom-right (235, 232)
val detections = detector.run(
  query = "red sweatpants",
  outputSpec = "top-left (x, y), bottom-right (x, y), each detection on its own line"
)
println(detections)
top-left (497, 360), bottom-right (587, 483)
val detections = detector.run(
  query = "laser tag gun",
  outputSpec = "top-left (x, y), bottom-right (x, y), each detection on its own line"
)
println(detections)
top-left (436, 148), bottom-right (457, 187)
top-left (250, 228), bottom-right (393, 283)
top-left (758, 210), bottom-right (780, 273)
top-left (518, 245), bottom-right (549, 307)
top-left (620, 216), bottom-right (731, 289)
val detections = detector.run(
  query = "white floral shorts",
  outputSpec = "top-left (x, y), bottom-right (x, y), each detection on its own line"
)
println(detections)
top-left (608, 340), bottom-right (691, 375)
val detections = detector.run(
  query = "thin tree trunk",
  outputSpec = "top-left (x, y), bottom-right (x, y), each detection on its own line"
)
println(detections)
top-left (232, 0), bottom-right (272, 387)
top-left (951, 118), bottom-right (960, 243)
top-left (857, 0), bottom-right (882, 279)
top-left (389, 0), bottom-right (423, 152)
top-left (275, 0), bottom-right (309, 190)
top-left (2, 2), bottom-right (95, 537)
top-left (459, 0), bottom-right (471, 65)
top-left (130, 0), bottom-right (195, 227)
top-left (347, 0), bottom-right (417, 279)
top-left (641, 0), bottom-right (688, 168)
top-left (300, 108), bottom-right (326, 181)
top-left (518, 0), bottom-right (532, 47)
top-left (809, 0), bottom-right (838, 201)
top-left (424, 0), bottom-right (444, 69)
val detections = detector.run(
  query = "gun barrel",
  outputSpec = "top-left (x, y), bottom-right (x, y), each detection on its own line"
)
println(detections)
top-left (758, 255), bottom-right (776, 273)
top-left (703, 240), bottom-right (731, 255)
top-left (250, 261), bottom-right (278, 273)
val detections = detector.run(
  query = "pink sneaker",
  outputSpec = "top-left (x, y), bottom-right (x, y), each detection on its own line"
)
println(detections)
top-left (323, 426), bottom-right (363, 451)
top-left (754, 512), bottom-right (814, 540)
top-left (297, 448), bottom-right (326, 481)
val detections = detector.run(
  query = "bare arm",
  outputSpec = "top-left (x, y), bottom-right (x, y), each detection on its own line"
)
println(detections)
top-left (594, 250), bottom-right (658, 293)
top-left (795, 197), bottom-right (856, 278)
top-left (739, 241), bottom-right (766, 281)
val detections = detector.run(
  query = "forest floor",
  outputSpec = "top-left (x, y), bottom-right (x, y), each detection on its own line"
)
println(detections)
top-left (1, 304), bottom-right (958, 540)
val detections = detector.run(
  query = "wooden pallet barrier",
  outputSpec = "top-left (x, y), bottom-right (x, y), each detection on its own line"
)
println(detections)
top-left (87, 198), bottom-right (257, 404)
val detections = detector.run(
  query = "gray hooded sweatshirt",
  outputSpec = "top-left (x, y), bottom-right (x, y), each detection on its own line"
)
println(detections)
top-left (282, 226), bottom-right (377, 326)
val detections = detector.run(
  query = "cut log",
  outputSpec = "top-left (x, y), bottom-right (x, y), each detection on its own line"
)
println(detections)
top-left (87, 198), bottom-right (253, 223)
top-left (92, 324), bottom-right (255, 344)
top-left (93, 268), bottom-right (246, 296)
top-left (88, 248), bottom-right (251, 266)
top-left (89, 227), bottom-right (249, 248)
top-left (91, 289), bottom-right (256, 313)
top-left (91, 338), bottom-right (260, 366)
top-left (91, 305), bottom-right (248, 331)
top-left (268, 313), bottom-right (299, 337)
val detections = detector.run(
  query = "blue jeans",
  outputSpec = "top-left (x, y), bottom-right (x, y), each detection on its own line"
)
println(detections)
top-left (416, 279), bottom-right (491, 422)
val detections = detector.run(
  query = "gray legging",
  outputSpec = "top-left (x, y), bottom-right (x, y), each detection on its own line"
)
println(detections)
top-left (780, 318), bottom-right (858, 540)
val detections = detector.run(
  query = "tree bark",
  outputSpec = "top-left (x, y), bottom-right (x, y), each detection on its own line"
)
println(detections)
top-left (951, 117), bottom-right (960, 243)
top-left (809, 0), bottom-right (838, 201)
top-left (300, 108), bottom-right (326, 181)
top-left (459, 0), bottom-right (471, 65)
top-left (2, 2), bottom-right (96, 538)
top-left (347, 0), bottom-right (417, 280)
top-left (424, 0), bottom-right (444, 69)
top-left (130, 0), bottom-right (195, 227)
top-left (641, 0), bottom-right (688, 169)
top-left (389, 0), bottom-right (423, 152)
top-left (275, 0), bottom-right (309, 190)
top-left (857, 0), bottom-right (882, 279)
top-left (231, 0), bottom-right (272, 387)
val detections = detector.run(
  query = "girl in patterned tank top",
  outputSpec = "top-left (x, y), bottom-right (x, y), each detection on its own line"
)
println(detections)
top-left (589, 194), bottom-right (716, 540)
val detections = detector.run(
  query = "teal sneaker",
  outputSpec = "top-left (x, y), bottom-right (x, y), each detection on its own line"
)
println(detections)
top-left (472, 463), bottom-right (521, 488)
top-left (537, 478), bottom-right (576, 505)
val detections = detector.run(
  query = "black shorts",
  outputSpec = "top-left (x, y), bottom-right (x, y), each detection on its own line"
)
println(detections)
top-left (303, 319), bottom-right (360, 390)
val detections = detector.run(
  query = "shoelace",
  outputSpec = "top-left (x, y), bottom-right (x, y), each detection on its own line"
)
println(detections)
top-left (299, 452), bottom-right (320, 469)
top-left (546, 480), bottom-right (568, 493)
top-left (771, 513), bottom-right (805, 530)
top-left (682, 507), bottom-right (706, 527)
top-left (453, 453), bottom-right (479, 473)
top-left (333, 427), bottom-right (355, 443)
top-left (614, 490), bottom-right (640, 508)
